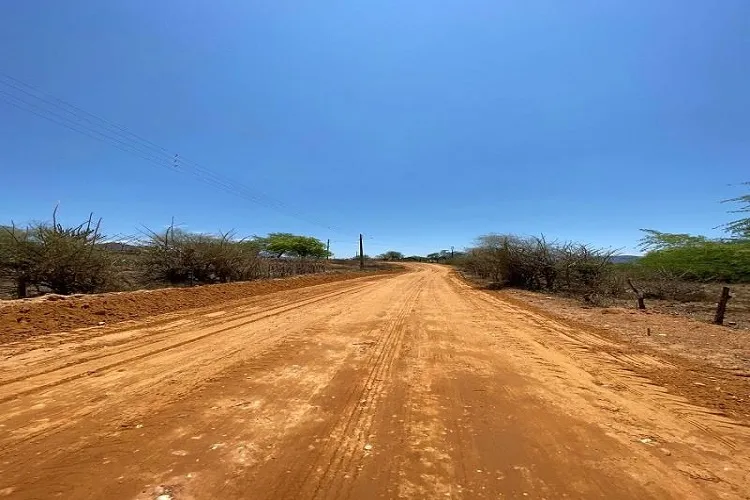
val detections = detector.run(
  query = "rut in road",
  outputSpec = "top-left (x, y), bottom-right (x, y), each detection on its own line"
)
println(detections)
top-left (0, 264), bottom-right (748, 500)
top-left (279, 276), bottom-right (425, 500)
top-left (0, 277), bottom-right (384, 453)
top-left (0, 279), bottom-right (379, 403)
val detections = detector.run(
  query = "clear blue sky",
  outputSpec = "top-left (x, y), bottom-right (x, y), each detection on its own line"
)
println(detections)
top-left (1, 1), bottom-right (748, 257)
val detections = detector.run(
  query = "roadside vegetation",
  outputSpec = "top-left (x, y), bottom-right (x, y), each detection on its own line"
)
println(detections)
top-left (0, 210), bottom-right (341, 299)
top-left (369, 187), bottom-right (747, 324)
top-left (448, 188), bottom-right (750, 325)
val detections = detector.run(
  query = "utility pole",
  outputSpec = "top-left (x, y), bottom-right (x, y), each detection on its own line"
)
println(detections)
top-left (359, 234), bottom-right (365, 270)
top-left (326, 239), bottom-right (330, 260)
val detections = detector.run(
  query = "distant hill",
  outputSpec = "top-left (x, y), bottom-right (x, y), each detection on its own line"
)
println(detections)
top-left (100, 242), bottom-right (141, 253)
top-left (610, 255), bottom-right (641, 264)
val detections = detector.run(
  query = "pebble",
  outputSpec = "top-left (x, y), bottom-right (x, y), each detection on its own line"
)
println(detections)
top-left (363, 444), bottom-right (373, 451)
top-left (660, 448), bottom-right (672, 456)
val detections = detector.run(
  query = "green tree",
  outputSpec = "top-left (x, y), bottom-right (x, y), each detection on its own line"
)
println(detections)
top-left (638, 230), bottom-right (709, 251)
top-left (638, 230), bottom-right (750, 282)
top-left (255, 233), bottom-right (329, 259)
top-left (256, 232), bottom-right (296, 258)
top-left (288, 235), bottom-right (329, 259)
top-left (636, 186), bottom-right (750, 282)
top-left (377, 251), bottom-right (404, 261)
top-left (722, 184), bottom-right (750, 239)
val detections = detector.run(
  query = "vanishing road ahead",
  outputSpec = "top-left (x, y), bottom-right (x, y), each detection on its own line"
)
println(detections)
top-left (1, 264), bottom-right (748, 499)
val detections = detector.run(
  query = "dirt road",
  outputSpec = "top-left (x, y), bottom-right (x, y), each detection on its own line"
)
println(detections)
top-left (1, 264), bottom-right (748, 499)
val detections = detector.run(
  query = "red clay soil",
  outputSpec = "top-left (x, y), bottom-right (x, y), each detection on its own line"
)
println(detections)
top-left (2, 264), bottom-right (749, 499)
top-left (0, 271), bottom-right (397, 345)
top-left (494, 288), bottom-right (750, 424)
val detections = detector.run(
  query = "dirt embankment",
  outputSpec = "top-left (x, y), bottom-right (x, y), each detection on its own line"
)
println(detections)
top-left (0, 270), bottom-right (398, 344)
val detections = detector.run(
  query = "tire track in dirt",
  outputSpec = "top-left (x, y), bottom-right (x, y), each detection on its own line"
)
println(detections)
top-left (0, 282), bottom-right (385, 454)
top-left (396, 275), bottom-right (476, 498)
top-left (0, 281), bottom-right (378, 403)
top-left (0, 275), bottom-right (389, 378)
top-left (2, 264), bottom-right (748, 499)
top-left (0, 276), bottom-right (409, 499)
top-left (268, 273), bottom-right (426, 500)
top-left (0, 279), bottom-right (381, 382)
top-left (317, 279), bottom-right (424, 500)
top-left (468, 288), bottom-right (750, 446)
top-left (453, 276), bottom-right (750, 492)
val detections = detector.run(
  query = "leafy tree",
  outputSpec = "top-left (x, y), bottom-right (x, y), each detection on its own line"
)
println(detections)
top-left (638, 230), bottom-right (709, 251)
top-left (255, 233), bottom-right (329, 259)
top-left (638, 230), bottom-right (750, 282)
top-left (634, 186), bottom-right (750, 282)
top-left (288, 235), bottom-right (329, 259)
top-left (403, 255), bottom-right (425, 261)
top-left (256, 232), bottom-right (295, 258)
top-left (377, 250), bottom-right (404, 261)
top-left (427, 250), bottom-right (452, 261)
top-left (722, 184), bottom-right (750, 239)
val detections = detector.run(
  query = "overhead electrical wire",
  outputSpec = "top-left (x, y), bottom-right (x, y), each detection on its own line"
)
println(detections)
top-left (0, 73), bottom-right (346, 234)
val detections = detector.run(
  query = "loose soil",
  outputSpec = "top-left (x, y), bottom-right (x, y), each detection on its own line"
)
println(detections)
top-left (496, 288), bottom-right (750, 423)
top-left (1, 264), bottom-right (748, 499)
top-left (0, 270), bottom-right (398, 345)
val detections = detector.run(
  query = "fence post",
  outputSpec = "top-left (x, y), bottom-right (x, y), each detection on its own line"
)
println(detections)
top-left (359, 234), bottom-right (365, 270)
top-left (713, 287), bottom-right (731, 325)
top-left (16, 276), bottom-right (27, 299)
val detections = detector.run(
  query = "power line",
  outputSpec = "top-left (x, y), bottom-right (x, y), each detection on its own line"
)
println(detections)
top-left (0, 81), bottom-right (336, 231)
top-left (0, 74), bottom-right (295, 213)
top-left (0, 90), bottom-right (175, 169)
top-left (0, 73), bottom-right (345, 234)
top-left (0, 87), bottom-right (272, 207)
top-left (0, 89), bottom-right (281, 216)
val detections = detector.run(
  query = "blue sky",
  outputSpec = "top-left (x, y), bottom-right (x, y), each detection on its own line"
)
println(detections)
top-left (1, 1), bottom-right (748, 257)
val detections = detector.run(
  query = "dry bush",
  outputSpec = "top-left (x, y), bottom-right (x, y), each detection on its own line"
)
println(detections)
top-left (138, 226), bottom-right (327, 286)
top-left (258, 258), bottom-right (326, 278)
top-left (461, 234), bottom-right (615, 301)
top-left (0, 209), bottom-right (116, 297)
top-left (139, 227), bottom-right (263, 285)
top-left (618, 267), bottom-right (707, 302)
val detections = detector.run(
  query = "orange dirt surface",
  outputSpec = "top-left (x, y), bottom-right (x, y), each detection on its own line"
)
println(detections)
top-left (0, 271), bottom-right (398, 345)
top-left (1, 264), bottom-right (748, 499)
top-left (497, 289), bottom-right (750, 423)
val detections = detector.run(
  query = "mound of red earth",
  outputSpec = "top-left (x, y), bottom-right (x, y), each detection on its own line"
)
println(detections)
top-left (0, 272), bottom-right (393, 344)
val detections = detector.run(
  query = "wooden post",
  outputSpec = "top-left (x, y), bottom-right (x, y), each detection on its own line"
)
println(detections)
top-left (627, 278), bottom-right (646, 310)
top-left (326, 239), bottom-right (330, 260)
top-left (16, 276), bottom-right (27, 299)
top-left (359, 234), bottom-right (365, 270)
top-left (713, 287), bottom-right (731, 325)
